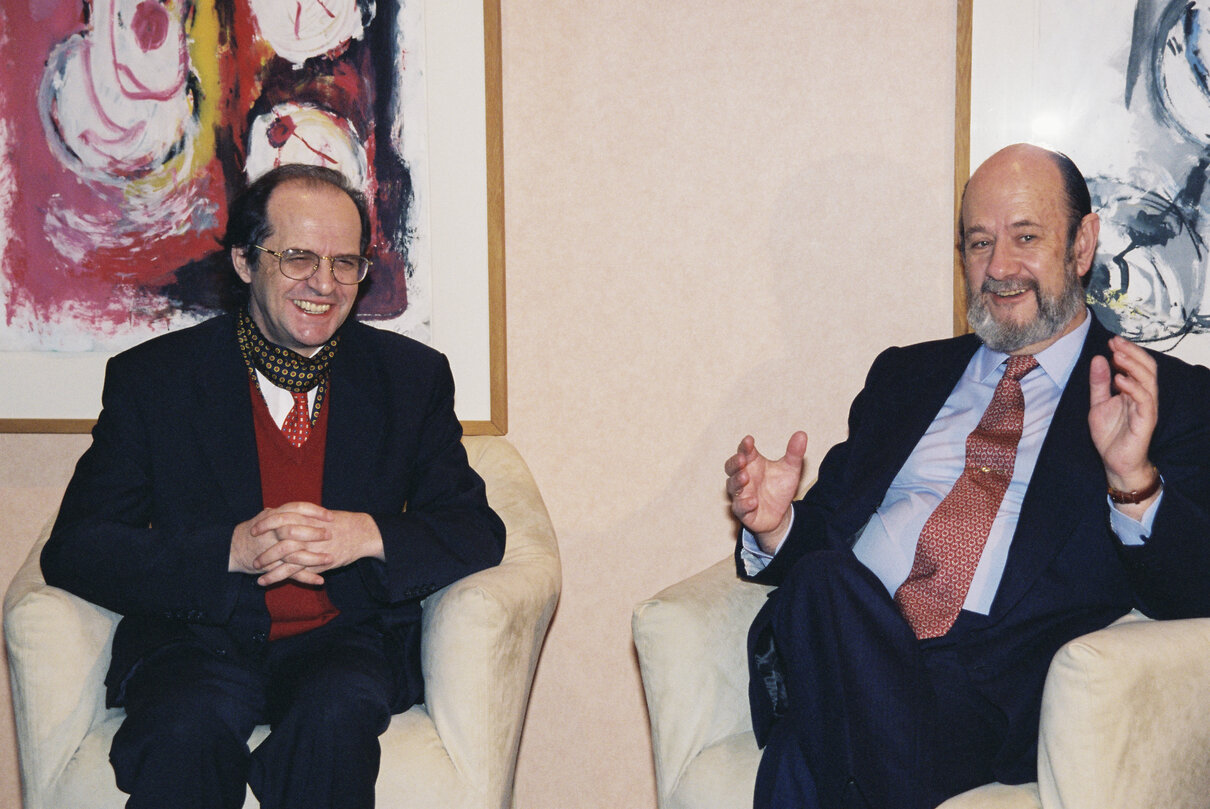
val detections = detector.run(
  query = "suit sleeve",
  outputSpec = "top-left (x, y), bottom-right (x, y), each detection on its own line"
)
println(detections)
top-left (358, 355), bottom-right (506, 604)
top-left (1117, 356), bottom-right (1210, 618)
top-left (41, 355), bottom-right (247, 624)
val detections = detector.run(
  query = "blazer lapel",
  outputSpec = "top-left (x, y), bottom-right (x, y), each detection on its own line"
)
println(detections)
top-left (990, 319), bottom-right (1112, 618)
top-left (190, 320), bottom-right (263, 519)
top-left (322, 325), bottom-right (387, 510)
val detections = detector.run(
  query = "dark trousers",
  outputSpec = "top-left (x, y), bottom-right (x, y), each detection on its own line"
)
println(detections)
top-left (110, 622), bottom-right (411, 809)
top-left (749, 549), bottom-right (1034, 809)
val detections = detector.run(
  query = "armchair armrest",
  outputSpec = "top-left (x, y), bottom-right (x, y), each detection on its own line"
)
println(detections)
top-left (1038, 612), bottom-right (1210, 809)
top-left (4, 516), bottom-right (120, 808)
top-left (633, 558), bottom-right (773, 805)
top-left (419, 436), bottom-right (561, 805)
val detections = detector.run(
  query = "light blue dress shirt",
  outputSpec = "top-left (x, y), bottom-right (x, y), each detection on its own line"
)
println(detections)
top-left (742, 313), bottom-right (1158, 614)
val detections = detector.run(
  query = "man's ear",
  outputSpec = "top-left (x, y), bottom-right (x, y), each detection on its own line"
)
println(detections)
top-left (1072, 212), bottom-right (1100, 279)
top-left (231, 247), bottom-right (253, 284)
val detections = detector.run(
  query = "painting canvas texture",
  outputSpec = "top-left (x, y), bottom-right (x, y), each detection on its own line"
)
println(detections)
top-left (0, 0), bottom-right (431, 355)
top-left (971, 0), bottom-right (1210, 366)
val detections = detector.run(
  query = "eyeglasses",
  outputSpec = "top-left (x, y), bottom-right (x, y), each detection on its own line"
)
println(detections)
top-left (253, 245), bottom-right (370, 285)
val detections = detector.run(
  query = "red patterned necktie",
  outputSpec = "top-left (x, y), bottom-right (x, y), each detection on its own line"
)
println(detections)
top-left (894, 354), bottom-right (1039, 639)
top-left (280, 391), bottom-right (311, 448)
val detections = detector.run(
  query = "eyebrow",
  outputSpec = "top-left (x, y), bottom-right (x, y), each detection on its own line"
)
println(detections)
top-left (963, 219), bottom-right (1044, 237)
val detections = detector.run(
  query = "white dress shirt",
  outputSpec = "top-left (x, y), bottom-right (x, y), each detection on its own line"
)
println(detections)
top-left (254, 370), bottom-right (318, 429)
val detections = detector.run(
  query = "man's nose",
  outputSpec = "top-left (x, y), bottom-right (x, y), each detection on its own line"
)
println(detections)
top-left (308, 259), bottom-right (339, 294)
top-left (984, 240), bottom-right (1014, 280)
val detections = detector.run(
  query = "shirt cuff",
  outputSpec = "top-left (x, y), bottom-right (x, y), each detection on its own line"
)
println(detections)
top-left (739, 511), bottom-right (794, 575)
top-left (1108, 489), bottom-right (1163, 547)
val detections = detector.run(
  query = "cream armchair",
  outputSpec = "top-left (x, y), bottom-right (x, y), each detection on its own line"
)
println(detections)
top-left (5, 435), bottom-right (560, 809)
top-left (633, 558), bottom-right (1210, 809)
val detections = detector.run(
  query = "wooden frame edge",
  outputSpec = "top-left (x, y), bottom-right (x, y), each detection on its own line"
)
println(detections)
top-left (954, 0), bottom-right (972, 338)
top-left (481, 0), bottom-right (508, 437)
top-left (0, 419), bottom-right (95, 434)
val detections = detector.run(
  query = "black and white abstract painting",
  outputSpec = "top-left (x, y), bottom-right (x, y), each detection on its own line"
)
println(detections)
top-left (970, 0), bottom-right (1210, 366)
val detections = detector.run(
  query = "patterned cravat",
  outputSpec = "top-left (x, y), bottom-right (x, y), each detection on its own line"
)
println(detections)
top-left (894, 354), bottom-right (1039, 639)
top-left (280, 391), bottom-right (312, 448)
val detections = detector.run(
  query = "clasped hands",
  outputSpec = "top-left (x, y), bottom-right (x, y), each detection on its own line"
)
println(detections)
top-left (229, 502), bottom-right (385, 587)
top-left (726, 335), bottom-right (1163, 548)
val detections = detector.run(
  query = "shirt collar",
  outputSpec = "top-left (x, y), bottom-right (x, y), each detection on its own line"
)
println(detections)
top-left (972, 308), bottom-right (1092, 389)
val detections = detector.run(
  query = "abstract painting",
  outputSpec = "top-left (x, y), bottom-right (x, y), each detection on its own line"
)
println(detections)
top-left (3, 0), bottom-right (427, 350)
top-left (964, 0), bottom-right (1210, 367)
top-left (0, 0), bottom-right (504, 430)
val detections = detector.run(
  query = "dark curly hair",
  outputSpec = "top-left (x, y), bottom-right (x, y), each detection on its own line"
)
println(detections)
top-left (222, 164), bottom-right (372, 269)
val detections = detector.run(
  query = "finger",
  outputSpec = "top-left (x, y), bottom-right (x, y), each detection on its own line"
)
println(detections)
top-left (256, 562), bottom-right (305, 586)
top-left (725, 436), bottom-right (757, 475)
top-left (1109, 335), bottom-right (1156, 371)
top-left (271, 522), bottom-right (333, 543)
top-left (257, 563), bottom-right (325, 587)
top-left (1109, 348), bottom-right (1158, 395)
top-left (731, 493), bottom-right (757, 521)
top-left (280, 548), bottom-right (335, 568)
top-left (254, 542), bottom-right (333, 570)
top-left (726, 469), bottom-right (750, 498)
top-left (1089, 355), bottom-right (1112, 408)
top-left (288, 568), bottom-right (326, 586)
top-left (250, 504), bottom-right (334, 534)
top-left (781, 431), bottom-right (808, 465)
top-left (273, 501), bottom-right (335, 519)
top-left (1112, 373), bottom-right (1157, 419)
top-left (1108, 335), bottom-right (1150, 359)
top-left (250, 514), bottom-right (333, 538)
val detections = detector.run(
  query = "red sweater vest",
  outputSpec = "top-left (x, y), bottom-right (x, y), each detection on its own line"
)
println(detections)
top-left (249, 379), bottom-right (341, 641)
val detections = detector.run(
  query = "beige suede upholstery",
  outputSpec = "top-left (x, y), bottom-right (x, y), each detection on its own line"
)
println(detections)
top-left (634, 558), bottom-right (1210, 809)
top-left (5, 435), bottom-right (560, 809)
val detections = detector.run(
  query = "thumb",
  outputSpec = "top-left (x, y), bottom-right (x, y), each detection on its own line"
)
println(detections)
top-left (1089, 355), bottom-right (1112, 408)
top-left (781, 431), bottom-right (808, 469)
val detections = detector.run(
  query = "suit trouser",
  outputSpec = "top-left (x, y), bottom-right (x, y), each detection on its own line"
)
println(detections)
top-left (749, 548), bottom-right (1035, 809)
top-left (110, 621), bottom-right (411, 809)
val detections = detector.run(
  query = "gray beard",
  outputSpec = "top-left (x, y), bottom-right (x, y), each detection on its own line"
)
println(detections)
top-left (966, 264), bottom-right (1086, 353)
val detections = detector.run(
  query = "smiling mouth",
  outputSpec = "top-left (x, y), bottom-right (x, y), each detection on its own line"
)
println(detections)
top-left (982, 279), bottom-right (1036, 301)
top-left (293, 300), bottom-right (332, 314)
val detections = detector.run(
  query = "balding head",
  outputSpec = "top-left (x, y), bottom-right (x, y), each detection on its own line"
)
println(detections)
top-left (958, 143), bottom-right (1100, 355)
top-left (960, 144), bottom-right (1092, 258)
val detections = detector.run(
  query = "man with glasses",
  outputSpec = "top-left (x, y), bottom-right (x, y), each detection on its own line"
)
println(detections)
top-left (42, 164), bottom-right (505, 809)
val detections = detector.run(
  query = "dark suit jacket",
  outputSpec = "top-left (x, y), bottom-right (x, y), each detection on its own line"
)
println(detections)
top-left (741, 317), bottom-right (1210, 763)
top-left (42, 314), bottom-right (506, 702)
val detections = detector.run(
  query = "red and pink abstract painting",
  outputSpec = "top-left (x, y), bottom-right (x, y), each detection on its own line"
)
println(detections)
top-left (0, 0), bottom-right (431, 353)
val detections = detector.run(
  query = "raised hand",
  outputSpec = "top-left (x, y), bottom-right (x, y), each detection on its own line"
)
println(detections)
top-left (724, 431), bottom-right (808, 553)
top-left (1089, 336), bottom-right (1161, 514)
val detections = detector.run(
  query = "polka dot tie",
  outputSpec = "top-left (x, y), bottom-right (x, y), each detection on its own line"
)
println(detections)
top-left (894, 354), bottom-right (1039, 639)
top-left (281, 391), bottom-right (311, 448)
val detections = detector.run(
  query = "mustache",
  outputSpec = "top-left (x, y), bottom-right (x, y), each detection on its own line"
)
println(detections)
top-left (980, 277), bottom-right (1039, 295)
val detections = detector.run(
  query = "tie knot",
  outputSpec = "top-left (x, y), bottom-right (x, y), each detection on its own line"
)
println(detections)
top-left (1004, 354), bottom-right (1038, 382)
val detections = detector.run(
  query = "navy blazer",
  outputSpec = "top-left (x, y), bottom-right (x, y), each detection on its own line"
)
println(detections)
top-left (741, 317), bottom-right (1210, 758)
top-left (43, 314), bottom-right (506, 700)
